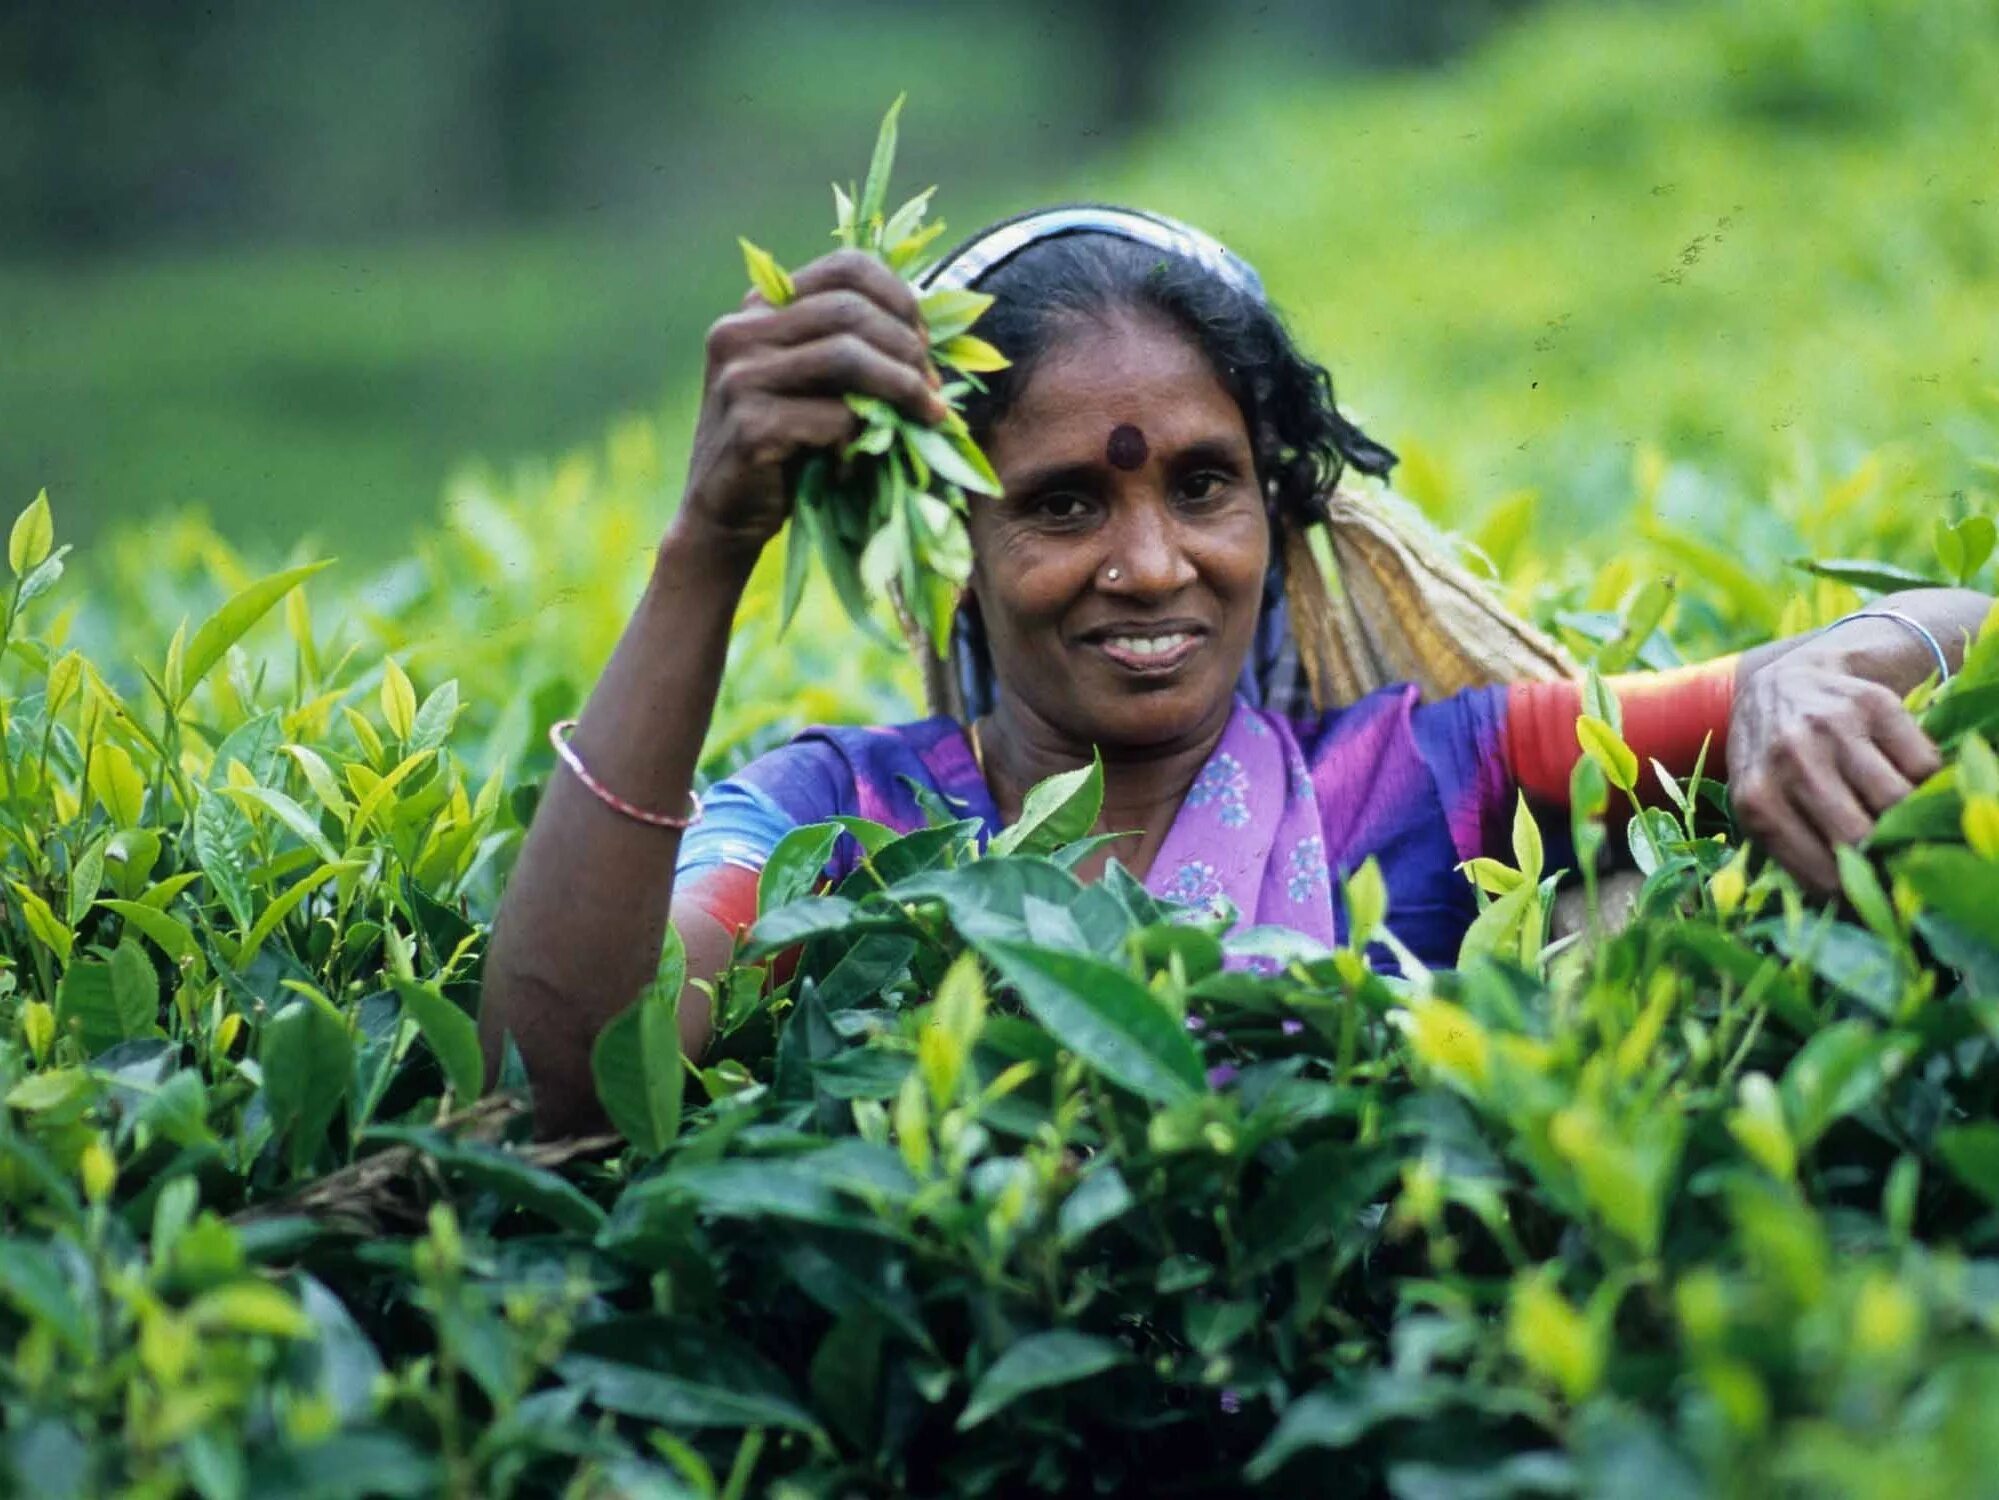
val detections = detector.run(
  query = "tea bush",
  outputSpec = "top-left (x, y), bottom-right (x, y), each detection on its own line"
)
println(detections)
top-left (9, 0), bottom-right (1999, 1485)
top-left (6, 445), bottom-right (1999, 1497)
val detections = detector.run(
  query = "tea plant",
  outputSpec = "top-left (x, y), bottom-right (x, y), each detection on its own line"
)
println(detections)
top-left (7, 470), bottom-right (1999, 1495)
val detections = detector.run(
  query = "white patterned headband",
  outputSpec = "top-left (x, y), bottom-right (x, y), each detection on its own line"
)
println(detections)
top-left (918, 204), bottom-right (1267, 302)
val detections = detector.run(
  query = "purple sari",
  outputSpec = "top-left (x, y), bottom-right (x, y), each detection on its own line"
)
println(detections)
top-left (678, 686), bottom-right (1514, 967)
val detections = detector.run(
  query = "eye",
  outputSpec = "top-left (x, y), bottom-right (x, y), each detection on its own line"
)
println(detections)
top-left (1180, 470), bottom-right (1231, 503)
top-left (1029, 492), bottom-right (1092, 524)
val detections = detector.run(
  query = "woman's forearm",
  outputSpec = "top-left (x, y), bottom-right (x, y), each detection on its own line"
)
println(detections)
top-left (1735, 587), bottom-right (1993, 691)
top-left (480, 516), bottom-right (759, 1135)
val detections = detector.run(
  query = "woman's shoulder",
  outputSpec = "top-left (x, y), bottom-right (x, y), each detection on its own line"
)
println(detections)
top-left (1277, 683), bottom-right (1514, 861)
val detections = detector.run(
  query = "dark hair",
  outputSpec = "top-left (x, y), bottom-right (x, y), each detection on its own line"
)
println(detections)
top-left (950, 224), bottom-right (1396, 524)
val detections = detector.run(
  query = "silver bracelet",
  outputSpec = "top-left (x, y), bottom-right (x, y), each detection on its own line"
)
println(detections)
top-left (1820, 608), bottom-right (1953, 685)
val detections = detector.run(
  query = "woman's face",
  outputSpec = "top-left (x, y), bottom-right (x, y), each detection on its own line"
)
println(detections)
top-left (967, 309), bottom-right (1269, 753)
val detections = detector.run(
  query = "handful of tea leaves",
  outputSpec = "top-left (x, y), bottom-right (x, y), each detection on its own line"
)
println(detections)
top-left (738, 96), bottom-right (1009, 655)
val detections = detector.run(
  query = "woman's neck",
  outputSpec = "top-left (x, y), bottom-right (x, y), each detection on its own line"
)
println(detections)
top-left (977, 695), bottom-right (1234, 882)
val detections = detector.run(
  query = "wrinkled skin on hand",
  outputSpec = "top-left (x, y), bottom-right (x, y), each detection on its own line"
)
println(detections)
top-left (1726, 644), bottom-right (1942, 894)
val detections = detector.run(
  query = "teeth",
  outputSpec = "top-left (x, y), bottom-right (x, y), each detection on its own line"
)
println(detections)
top-left (1107, 633), bottom-right (1190, 657)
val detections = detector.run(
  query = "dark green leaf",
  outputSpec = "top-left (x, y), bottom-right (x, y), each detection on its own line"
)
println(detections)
top-left (0, 1242), bottom-right (92, 1358)
top-left (242, 1429), bottom-right (439, 1500)
top-left (744, 896), bottom-right (867, 958)
top-left (193, 790), bottom-right (255, 931)
top-left (1938, 1123), bottom-right (1999, 1207)
top-left (810, 1046), bottom-right (913, 1099)
top-left (1057, 1165), bottom-right (1134, 1247)
top-left (259, 992), bottom-right (354, 1174)
top-left (1778, 1019), bottom-right (1902, 1149)
top-left (56, 942), bottom-right (156, 1055)
top-left (1789, 556), bottom-right (1942, 593)
top-left (590, 934), bottom-right (684, 1156)
top-left (957, 1329), bottom-right (1128, 1429)
top-left (1244, 1144), bottom-right (1396, 1274)
top-left (981, 939), bottom-right (1205, 1104)
top-left (559, 1314), bottom-right (821, 1433)
top-left (990, 752), bottom-right (1103, 858)
top-left (389, 980), bottom-right (483, 1106)
top-left (758, 821), bottom-right (841, 915)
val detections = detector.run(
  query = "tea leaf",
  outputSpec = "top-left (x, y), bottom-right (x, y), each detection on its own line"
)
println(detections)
top-left (260, 991), bottom-right (354, 1175)
top-left (97, 899), bottom-right (199, 967)
top-left (990, 753), bottom-right (1103, 858)
top-left (903, 423), bottom-right (1002, 496)
top-left (55, 945), bottom-right (155, 1055)
top-left (957, 1329), bottom-right (1128, 1430)
top-left (283, 744), bottom-right (354, 822)
top-left (881, 185), bottom-right (936, 249)
top-left (738, 237), bottom-right (796, 307)
top-left (188, 1282), bottom-right (315, 1340)
top-left (225, 784), bottom-right (340, 864)
top-left (856, 93), bottom-right (905, 235)
top-left (1779, 1019), bottom-right (1900, 1150)
top-left (759, 822), bottom-right (841, 915)
top-left (981, 939), bottom-right (1204, 1103)
top-left (1937, 1122), bottom-right (1999, 1207)
top-left (1577, 715), bottom-right (1639, 793)
top-left (591, 929), bottom-right (685, 1155)
top-left (10, 880), bottom-right (73, 963)
top-left (379, 657), bottom-right (417, 742)
top-left (934, 334), bottom-right (1009, 373)
top-left (918, 288), bottom-right (995, 343)
top-left (8, 488), bottom-right (53, 576)
top-left (559, 1315), bottom-right (821, 1434)
top-left (391, 980), bottom-right (484, 1105)
top-left (1790, 556), bottom-right (1941, 594)
top-left (0, 1242), bottom-right (92, 1358)
top-left (179, 562), bottom-right (332, 710)
top-left (89, 743), bottom-right (148, 827)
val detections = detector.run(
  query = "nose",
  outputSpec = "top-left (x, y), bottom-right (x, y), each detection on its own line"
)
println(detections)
top-left (1101, 495), bottom-right (1196, 598)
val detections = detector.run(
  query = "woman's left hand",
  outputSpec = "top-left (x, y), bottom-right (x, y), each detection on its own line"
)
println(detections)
top-left (1727, 644), bottom-right (1942, 894)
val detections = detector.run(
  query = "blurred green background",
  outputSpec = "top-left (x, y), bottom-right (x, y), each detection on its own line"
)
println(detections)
top-left (5, 0), bottom-right (1995, 560)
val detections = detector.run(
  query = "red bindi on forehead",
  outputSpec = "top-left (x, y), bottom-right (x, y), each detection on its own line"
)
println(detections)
top-left (1105, 423), bottom-right (1149, 471)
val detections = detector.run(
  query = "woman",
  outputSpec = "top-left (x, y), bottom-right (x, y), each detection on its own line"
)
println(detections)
top-left (482, 206), bottom-right (1989, 1137)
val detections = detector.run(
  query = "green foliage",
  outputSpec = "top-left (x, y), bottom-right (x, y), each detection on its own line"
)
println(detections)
top-left (11, 467), bottom-right (1999, 1493)
top-left (9, 2), bottom-right (1999, 1491)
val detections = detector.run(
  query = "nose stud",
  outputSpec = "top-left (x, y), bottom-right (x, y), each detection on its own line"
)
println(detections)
top-left (1105, 567), bottom-right (1122, 583)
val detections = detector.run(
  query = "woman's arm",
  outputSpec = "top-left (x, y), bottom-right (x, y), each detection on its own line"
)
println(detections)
top-left (479, 520), bottom-right (753, 1136)
top-left (1500, 586), bottom-right (1992, 892)
top-left (1727, 586), bottom-right (1993, 892)
top-left (480, 249), bottom-right (947, 1138)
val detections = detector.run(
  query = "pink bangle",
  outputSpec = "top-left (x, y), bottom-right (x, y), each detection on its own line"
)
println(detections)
top-left (547, 719), bottom-right (703, 830)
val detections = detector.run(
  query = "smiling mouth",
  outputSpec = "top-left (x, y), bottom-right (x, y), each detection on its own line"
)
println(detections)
top-left (1085, 627), bottom-right (1206, 675)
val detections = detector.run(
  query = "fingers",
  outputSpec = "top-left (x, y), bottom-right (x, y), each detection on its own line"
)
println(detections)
top-left (746, 289), bottom-right (932, 371)
top-left (1860, 687), bottom-right (1944, 784)
top-left (1738, 772), bottom-right (1839, 894)
top-left (1788, 755), bottom-right (1874, 856)
top-left (789, 248), bottom-right (926, 330)
top-left (735, 332), bottom-right (947, 427)
top-left (1837, 738), bottom-right (1917, 817)
top-left (725, 395), bottom-right (857, 469)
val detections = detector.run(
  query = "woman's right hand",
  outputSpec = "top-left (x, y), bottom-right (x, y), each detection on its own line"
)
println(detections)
top-left (676, 248), bottom-right (951, 559)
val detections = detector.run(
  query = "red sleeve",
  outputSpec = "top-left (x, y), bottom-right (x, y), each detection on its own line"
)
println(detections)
top-left (677, 863), bottom-right (816, 987)
top-left (677, 864), bottom-right (762, 939)
top-left (1505, 656), bottom-right (1739, 806)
